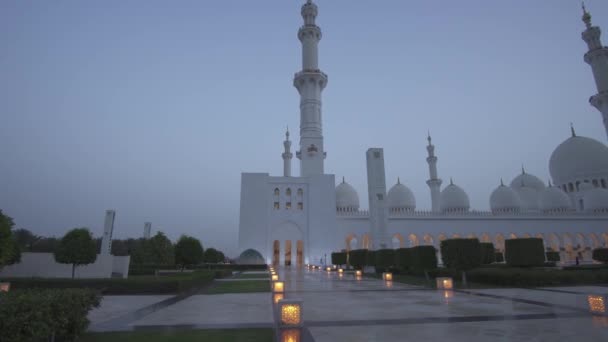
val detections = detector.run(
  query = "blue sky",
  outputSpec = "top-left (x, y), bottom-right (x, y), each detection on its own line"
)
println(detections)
top-left (1, 0), bottom-right (607, 256)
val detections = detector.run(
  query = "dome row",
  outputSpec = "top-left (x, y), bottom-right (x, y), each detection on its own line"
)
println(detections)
top-left (336, 173), bottom-right (608, 214)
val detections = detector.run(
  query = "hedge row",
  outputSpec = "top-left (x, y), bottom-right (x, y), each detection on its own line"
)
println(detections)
top-left (505, 238), bottom-right (545, 267)
top-left (546, 251), bottom-right (560, 262)
top-left (440, 239), bottom-right (482, 271)
top-left (340, 246), bottom-right (437, 273)
top-left (0, 288), bottom-right (101, 342)
top-left (593, 248), bottom-right (608, 263)
top-left (466, 267), bottom-right (608, 287)
top-left (480, 242), bottom-right (496, 264)
top-left (129, 263), bottom-right (266, 275)
top-left (331, 252), bottom-right (347, 266)
top-left (5, 270), bottom-right (219, 295)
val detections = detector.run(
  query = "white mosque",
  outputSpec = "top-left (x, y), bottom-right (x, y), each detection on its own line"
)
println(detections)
top-left (238, 1), bottom-right (608, 266)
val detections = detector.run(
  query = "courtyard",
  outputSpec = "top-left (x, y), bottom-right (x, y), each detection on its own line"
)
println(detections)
top-left (84, 268), bottom-right (608, 341)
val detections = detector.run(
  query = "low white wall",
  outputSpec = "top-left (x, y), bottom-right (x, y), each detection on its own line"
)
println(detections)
top-left (0, 253), bottom-right (130, 279)
top-left (112, 255), bottom-right (130, 279)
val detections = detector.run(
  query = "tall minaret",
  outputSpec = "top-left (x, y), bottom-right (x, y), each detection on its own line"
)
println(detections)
top-left (294, 0), bottom-right (328, 177)
top-left (582, 4), bottom-right (608, 139)
top-left (282, 127), bottom-right (293, 177)
top-left (425, 133), bottom-right (442, 212)
top-left (101, 210), bottom-right (115, 256)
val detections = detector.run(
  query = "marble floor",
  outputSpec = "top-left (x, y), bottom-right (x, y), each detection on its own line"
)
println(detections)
top-left (87, 268), bottom-right (608, 341)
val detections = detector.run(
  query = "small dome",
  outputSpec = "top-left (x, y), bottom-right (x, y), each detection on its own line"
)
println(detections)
top-left (539, 185), bottom-right (572, 213)
top-left (510, 169), bottom-right (546, 192)
top-left (440, 180), bottom-right (470, 213)
top-left (490, 182), bottom-right (521, 213)
top-left (336, 178), bottom-right (359, 210)
top-left (387, 178), bottom-right (416, 211)
top-left (549, 134), bottom-right (608, 186)
top-left (515, 186), bottom-right (540, 212)
top-left (584, 187), bottom-right (608, 213)
top-left (237, 249), bottom-right (265, 265)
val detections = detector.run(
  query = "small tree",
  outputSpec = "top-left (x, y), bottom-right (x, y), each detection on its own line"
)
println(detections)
top-left (54, 228), bottom-right (97, 278)
top-left (175, 235), bottom-right (204, 270)
top-left (203, 247), bottom-right (220, 263)
top-left (440, 238), bottom-right (482, 287)
top-left (0, 210), bottom-right (21, 270)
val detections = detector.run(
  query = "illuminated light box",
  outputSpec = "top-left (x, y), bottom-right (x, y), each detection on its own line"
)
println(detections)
top-left (436, 277), bottom-right (453, 290)
top-left (355, 270), bottom-right (362, 277)
top-left (271, 274), bottom-right (279, 281)
top-left (0, 282), bottom-right (10, 292)
top-left (326, 267), bottom-right (331, 272)
top-left (588, 295), bottom-right (606, 314)
top-left (338, 268), bottom-right (343, 274)
top-left (273, 293), bottom-right (284, 304)
top-left (281, 328), bottom-right (301, 342)
top-left (278, 299), bottom-right (303, 328)
top-left (273, 281), bottom-right (285, 293)
top-left (382, 272), bottom-right (393, 281)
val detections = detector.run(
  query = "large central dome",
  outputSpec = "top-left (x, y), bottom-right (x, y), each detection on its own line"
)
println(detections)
top-left (549, 133), bottom-right (608, 186)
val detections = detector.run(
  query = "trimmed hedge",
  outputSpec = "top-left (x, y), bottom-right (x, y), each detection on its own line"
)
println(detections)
top-left (466, 267), bottom-right (608, 287)
top-left (374, 249), bottom-right (395, 272)
top-left (440, 238), bottom-right (481, 271)
top-left (0, 288), bottom-right (101, 342)
top-left (592, 248), bottom-right (608, 263)
top-left (395, 248), bottom-right (412, 272)
top-left (546, 251), bottom-right (560, 262)
top-left (6, 270), bottom-right (218, 295)
top-left (505, 238), bottom-right (545, 267)
top-left (129, 263), bottom-right (266, 276)
top-left (410, 246), bottom-right (437, 272)
top-left (349, 249), bottom-right (368, 269)
top-left (366, 250), bottom-right (377, 267)
top-left (331, 252), bottom-right (347, 266)
top-left (495, 252), bottom-right (504, 263)
top-left (480, 243), bottom-right (496, 264)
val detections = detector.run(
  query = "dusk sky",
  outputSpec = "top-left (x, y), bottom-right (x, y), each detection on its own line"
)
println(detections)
top-left (1, 0), bottom-right (607, 256)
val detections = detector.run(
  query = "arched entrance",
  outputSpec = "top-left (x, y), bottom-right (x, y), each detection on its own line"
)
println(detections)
top-left (270, 221), bottom-right (305, 267)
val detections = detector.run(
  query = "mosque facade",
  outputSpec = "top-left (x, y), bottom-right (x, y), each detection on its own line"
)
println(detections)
top-left (238, 1), bottom-right (608, 266)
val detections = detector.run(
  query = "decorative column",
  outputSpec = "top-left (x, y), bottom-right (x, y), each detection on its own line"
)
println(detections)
top-left (582, 4), bottom-right (608, 140)
top-left (294, 0), bottom-right (328, 176)
top-left (366, 148), bottom-right (390, 249)
top-left (426, 134), bottom-right (443, 212)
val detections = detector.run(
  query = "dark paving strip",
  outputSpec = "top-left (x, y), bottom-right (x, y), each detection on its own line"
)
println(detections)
top-left (527, 287), bottom-right (608, 295)
top-left (90, 282), bottom-right (221, 332)
top-left (455, 289), bottom-right (594, 315)
top-left (305, 312), bottom-right (586, 328)
top-left (131, 322), bottom-right (274, 331)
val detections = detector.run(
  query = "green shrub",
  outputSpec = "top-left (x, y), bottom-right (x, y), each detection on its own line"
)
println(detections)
top-left (374, 249), bottom-right (395, 272)
top-left (505, 238), bottom-right (545, 267)
top-left (495, 252), bottom-right (504, 263)
top-left (331, 252), bottom-right (347, 266)
top-left (410, 246), bottom-right (437, 272)
top-left (349, 249), bottom-right (367, 269)
top-left (440, 238), bottom-right (481, 271)
top-left (480, 243), bottom-right (496, 264)
top-left (546, 251), bottom-right (560, 262)
top-left (0, 288), bottom-right (101, 342)
top-left (366, 250), bottom-right (376, 267)
top-left (395, 248), bottom-right (412, 272)
top-left (466, 267), bottom-right (608, 287)
top-left (592, 248), bottom-right (608, 263)
top-left (6, 270), bottom-right (217, 295)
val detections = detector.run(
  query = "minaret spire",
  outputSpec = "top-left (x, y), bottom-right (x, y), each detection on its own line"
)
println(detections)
top-left (571, 122), bottom-right (577, 137)
top-left (294, 0), bottom-right (328, 176)
top-left (425, 133), bottom-right (442, 212)
top-left (581, 3), bottom-right (608, 140)
top-left (282, 126), bottom-right (293, 177)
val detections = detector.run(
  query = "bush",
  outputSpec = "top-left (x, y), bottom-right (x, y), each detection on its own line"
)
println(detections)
top-left (466, 267), bottom-right (608, 287)
top-left (374, 249), bottom-right (395, 272)
top-left (546, 251), bottom-right (560, 262)
top-left (410, 246), bottom-right (437, 272)
top-left (505, 238), bottom-right (545, 267)
top-left (592, 248), bottom-right (608, 263)
top-left (440, 238), bottom-right (481, 271)
top-left (349, 249), bottom-right (367, 269)
top-left (0, 288), bottom-right (101, 342)
top-left (366, 250), bottom-right (376, 267)
top-left (480, 243), bottom-right (496, 264)
top-left (495, 252), bottom-right (504, 263)
top-left (6, 270), bottom-right (217, 295)
top-left (331, 252), bottom-right (347, 266)
top-left (395, 248), bottom-right (412, 272)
